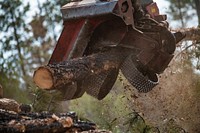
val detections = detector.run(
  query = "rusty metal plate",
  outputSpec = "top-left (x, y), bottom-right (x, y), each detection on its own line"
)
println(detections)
top-left (113, 0), bottom-right (135, 26)
top-left (61, 0), bottom-right (118, 20)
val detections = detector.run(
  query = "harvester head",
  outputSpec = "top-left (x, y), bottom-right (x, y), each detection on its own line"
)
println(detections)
top-left (48, 0), bottom-right (185, 100)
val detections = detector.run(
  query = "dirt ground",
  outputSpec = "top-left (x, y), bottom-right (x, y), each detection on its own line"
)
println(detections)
top-left (123, 59), bottom-right (200, 132)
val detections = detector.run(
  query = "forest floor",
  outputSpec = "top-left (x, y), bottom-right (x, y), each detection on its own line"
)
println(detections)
top-left (123, 59), bottom-right (200, 133)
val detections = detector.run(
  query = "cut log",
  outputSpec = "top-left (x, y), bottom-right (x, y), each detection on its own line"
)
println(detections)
top-left (0, 99), bottom-right (31, 113)
top-left (0, 98), bottom-right (112, 133)
top-left (0, 109), bottom-right (97, 133)
top-left (33, 66), bottom-right (54, 89)
top-left (0, 98), bottom-right (21, 113)
top-left (33, 48), bottom-right (130, 90)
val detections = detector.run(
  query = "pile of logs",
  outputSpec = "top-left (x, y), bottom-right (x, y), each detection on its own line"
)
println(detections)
top-left (0, 98), bottom-right (110, 133)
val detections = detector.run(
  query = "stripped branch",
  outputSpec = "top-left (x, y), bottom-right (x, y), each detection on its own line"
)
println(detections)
top-left (173, 27), bottom-right (200, 42)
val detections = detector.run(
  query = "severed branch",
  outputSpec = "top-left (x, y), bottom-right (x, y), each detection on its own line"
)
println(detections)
top-left (173, 27), bottom-right (200, 42)
top-left (33, 48), bottom-right (130, 90)
top-left (173, 28), bottom-right (200, 58)
top-left (182, 28), bottom-right (200, 41)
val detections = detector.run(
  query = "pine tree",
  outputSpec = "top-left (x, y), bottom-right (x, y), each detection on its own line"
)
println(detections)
top-left (0, 0), bottom-right (31, 102)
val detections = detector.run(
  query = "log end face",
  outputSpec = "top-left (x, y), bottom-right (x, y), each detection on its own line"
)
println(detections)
top-left (33, 67), bottom-right (53, 89)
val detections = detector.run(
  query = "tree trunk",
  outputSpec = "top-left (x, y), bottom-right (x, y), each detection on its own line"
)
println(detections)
top-left (33, 48), bottom-right (130, 90)
top-left (11, 11), bottom-right (28, 89)
top-left (194, 0), bottom-right (200, 26)
top-left (177, 0), bottom-right (185, 27)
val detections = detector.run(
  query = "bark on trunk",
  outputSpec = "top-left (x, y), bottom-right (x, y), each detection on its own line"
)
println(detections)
top-left (194, 0), bottom-right (200, 25)
top-left (0, 98), bottom-right (21, 113)
top-left (33, 48), bottom-right (130, 90)
top-left (0, 98), bottom-right (111, 133)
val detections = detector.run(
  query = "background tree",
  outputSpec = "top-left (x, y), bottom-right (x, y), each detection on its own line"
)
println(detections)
top-left (0, 0), bottom-right (68, 107)
top-left (0, 0), bottom-right (31, 102)
top-left (0, 0), bottom-right (69, 105)
top-left (166, 0), bottom-right (200, 69)
top-left (166, 0), bottom-right (200, 26)
top-left (194, 0), bottom-right (200, 26)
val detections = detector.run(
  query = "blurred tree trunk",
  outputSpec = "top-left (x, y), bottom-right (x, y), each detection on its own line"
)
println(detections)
top-left (194, 0), bottom-right (200, 26)
top-left (10, 11), bottom-right (29, 90)
top-left (11, 14), bottom-right (27, 80)
top-left (177, 0), bottom-right (185, 27)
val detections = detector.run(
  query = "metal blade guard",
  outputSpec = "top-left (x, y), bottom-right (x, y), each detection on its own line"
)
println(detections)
top-left (49, 0), bottom-right (135, 63)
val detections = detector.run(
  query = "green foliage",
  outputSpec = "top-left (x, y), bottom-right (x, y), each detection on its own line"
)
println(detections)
top-left (166, 0), bottom-right (197, 27)
top-left (0, 71), bottom-right (29, 103)
top-left (31, 89), bottom-right (63, 112)
top-left (69, 79), bottom-right (159, 132)
top-left (124, 112), bottom-right (146, 132)
top-left (124, 113), bottom-right (160, 133)
top-left (0, 0), bottom-right (70, 105)
top-left (37, 0), bottom-right (70, 40)
top-left (167, 0), bottom-right (200, 70)
top-left (162, 119), bottom-right (186, 133)
top-left (0, 0), bottom-right (30, 77)
top-left (69, 93), bottom-right (131, 131)
top-left (0, 0), bottom-right (32, 102)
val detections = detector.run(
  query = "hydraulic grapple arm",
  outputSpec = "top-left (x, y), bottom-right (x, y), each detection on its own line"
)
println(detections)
top-left (34, 0), bottom-right (185, 100)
